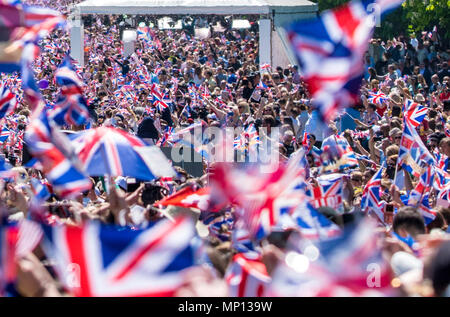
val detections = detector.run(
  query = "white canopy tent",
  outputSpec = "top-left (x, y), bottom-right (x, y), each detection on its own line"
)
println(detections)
top-left (70, 0), bottom-right (318, 67)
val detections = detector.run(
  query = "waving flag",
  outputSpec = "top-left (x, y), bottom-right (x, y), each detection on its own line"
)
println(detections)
top-left (41, 216), bottom-right (197, 297)
top-left (0, 127), bottom-right (10, 143)
top-left (70, 127), bottom-right (176, 180)
top-left (360, 163), bottom-right (385, 223)
top-left (151, 84), bottom-right (169, 112)
top-left (0, 222), bottom-right (18, 294)
top-left (49, 56), bottom-right (90, 126)
top-left (25, 107), bottom-right (92, 198)
top-left (156, 186), bottom-right (211, 211)
top-left (397, 119), bottom-right (435, 178)
top-left (270, 218), bottom-right (394, 297)
top-left (210, 153), bottom-right (307, 240)
top-left (306, 173), bottom-right (344, 211)
top-left (404, 99), bottom-right (428, 128)
top-left (368, 91), bottom-right (387, 105)
top-left (156, 126), bottom-right (174, 147)
top-left (0, 83), bottom-right (16, 120)
top-left (286, 0), bottom-right (404, 123)
top-left (407, 165), bottom-right (437, 225)
top-left (290, 201), bottom-right (341, 240)
top-left (225, 253), bottom-right (271, 297)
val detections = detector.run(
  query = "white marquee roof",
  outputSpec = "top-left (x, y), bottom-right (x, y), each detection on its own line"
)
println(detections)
top-left (75, 0), bottom-right (318, 15)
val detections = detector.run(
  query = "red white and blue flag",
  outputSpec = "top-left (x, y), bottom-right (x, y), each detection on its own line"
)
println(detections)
top-left (360, 163), bottom-right (385, 223)
top-left (151, 84), bottom-right (170, 112)
top-left (0, 83), bottom-right (17, 120)
top-left (397, 119), bottom-right (435, 178)
top-left (404, 99), bottom-right (428, 128)
top-left (25, 107), bottom-right (92, 198)
top-left (0, 127), bottom-right (10, 143)
top-left (368, 91), bottom-right (387, 105)
top-left (225, 253), bottom-right (271, 297)
top-left (289, 200), bottom-right (342, 240)
top-left (286, 0), bottom-right (405, 123)
top-left (306, 173), bottom-right (344, 211)
top-left (41, 216), bottom-right (197, 297)
top-left (407, 165), bottom-right (437, 225)
top-left (70, 127), bottom-right (176, 181)
top-left (270, 218), bottom-right (393, 297)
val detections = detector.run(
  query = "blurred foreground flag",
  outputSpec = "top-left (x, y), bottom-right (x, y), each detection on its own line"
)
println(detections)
top-left (41, 216), bottom-right (197, 297)
top-left (0, 0), bottom-right (63, 72)
top-left (285, 0), bottom-right (405, 123)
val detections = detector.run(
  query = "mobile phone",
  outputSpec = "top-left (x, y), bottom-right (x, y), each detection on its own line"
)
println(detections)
top-left (384, 204), bottom-right (394, 224)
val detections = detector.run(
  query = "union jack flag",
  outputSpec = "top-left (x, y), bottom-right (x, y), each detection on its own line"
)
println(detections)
top-left (404, 99), bottom-right (428, 128)
top-left (306, 173), bottom-right (344, 211)
top-left (151, 84), bottom-right (169, 112)
top-left (234, 124), bottom-right (260, 153)
top-left (360, 163), bottom-right (385, 223)
top-left (397, 120), bottom-right (435, 178)
top-left (368, 91), bottom-right (387, 105)
top-left (70, 126), bottom-right (176, 180)
top-left (0, 83), bottom-right (16, 120)
top-left (260, 63), bottom-right (271, 71)
top-left (0, 127), bottom-right (10, 143)
top-left (407, 165), bottom-right (437, 225)
top-left (25, 106), bottom-right (92, 198)
top-left (290, 200), bottom-right (342, 240)
top-left (286, 0), bottom-right (404, 123)
top-left (270, 218), bottom-right (394, 297)
top-left (156, 126), bottom-right (174, 147)
top-left (41, 216), bottom-right (197, 297)
top-left (256, 80), bottom-right (269, 91)
top-left (210, 153), bottom-right (307, 240)
top-left (0, 221), bottom-right (18, 295)
top-left (225, 253), bottom-right (271, 297)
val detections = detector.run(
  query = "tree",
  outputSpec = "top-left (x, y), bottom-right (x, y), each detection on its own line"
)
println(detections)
top-left (310, 0), bottom-right (449, 42)
top-left (402, 0), bottom-right (450, 40)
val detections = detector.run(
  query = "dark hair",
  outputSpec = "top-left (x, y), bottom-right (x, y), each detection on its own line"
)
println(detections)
top-left (426, 211), bottom-right (447, 232)
top-left (393, 206), bottom-right (426, 238)
top-left (426, 241), bottom-right (450, 296)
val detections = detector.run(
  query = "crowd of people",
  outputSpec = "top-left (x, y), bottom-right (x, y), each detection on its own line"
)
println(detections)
top-left (1, 0), bottom-right (450, 297)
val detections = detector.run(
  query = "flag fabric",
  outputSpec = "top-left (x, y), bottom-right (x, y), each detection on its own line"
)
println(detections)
top-left (407, 165), bottom-right (437, 225)
top-left (70, 127), bottom-right (176, 180)
top-left (404, 99), bottom-right (428, 128)
top-left (30, 177), bottom-right (51, 202)
top-left (0, 83), bottom-right (16, 120)
top-left (0, 127), bottom-right (10, 143)
top-left (156, 186), bottom-right (211, 211)
top-left (156, 126), bottom-right (174, 147)
top-left (286, 0), bottom-right (405, 123)
top-left (306, 173), bottom-right (344, 211)
top-left (397, 120), bottom-right (435, 178)
top-left (151, 84), bottom-right (169, 112)
top-left (335, 134), bottom-right (359, 168)
top-left (368, 91), bottom-right (388, 105)
top-left (270, 218), bottom-right (393, 297)
top-left (225, 253), bottom-right (271, 297)
top-left (25, 106), bottom-right (92, 198)
top-left (0, 221), bottom-right (18, 294)
top-left (210, 153), bottom-right (307, 240)
top-left (41, 216), bottom-right (197, 297)
top-left (289, 200), bottom-right (342, 240)
top-left (360, 163), bottom-right (385, 223)
top-left (0, 2), bottom-right (23, 73)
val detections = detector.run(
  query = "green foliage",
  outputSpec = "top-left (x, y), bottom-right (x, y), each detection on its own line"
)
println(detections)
top-left (310, 0), bottom-right (350, 11)
top-left (402, 0), bottom-right (450, 39)
top-left (310, 0), bottom-right (449, 41)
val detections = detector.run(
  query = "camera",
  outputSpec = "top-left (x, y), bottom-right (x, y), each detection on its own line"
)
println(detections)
top-left (142, 183), bottom-right (168, 207)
